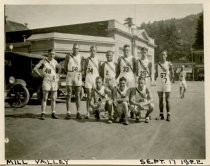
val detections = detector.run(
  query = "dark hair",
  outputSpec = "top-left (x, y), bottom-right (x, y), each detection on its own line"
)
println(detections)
top-left (123, 44), bottom-right (130, 49)
top-left (138, 76), bottom-right (146, 82)
top-left (48, 49), bottom-right (54, 53)
top-left (119, 76), bottom-right (127, 82)
top-left (73, 43), bottom-right (79, 47)
top-left (141, 47), bottom-right (147, 52)
top-left (160, 49), bottom-right (167, 55)
top-left (90, 45), bottom-right (97, 50)
top-left (106, 50), bottom-right (113, 56)
top-left (95, 76), bottom-right (102, 82)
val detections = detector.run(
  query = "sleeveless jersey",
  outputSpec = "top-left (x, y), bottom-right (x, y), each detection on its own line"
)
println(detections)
top-left (137, 58), bottom-right (150, 78)
top-left (41, 58), bottom-right (58, 82)
top-left (157, 61), bottom-right (171, 85)
top-left (93, 86), bottom-right (107, 103)
top-left (119, 56), bottom-right (134, 74)
top-left (116, 87), bottom-right (128, 100)
top-left (135, 86), bottom-right (148, 102)
top-left (86, 56), bottom-right (99, 75)
top-left (67, 54), bottom-right (81, 72)
top-left (104, 62), bottom-right (116, 79)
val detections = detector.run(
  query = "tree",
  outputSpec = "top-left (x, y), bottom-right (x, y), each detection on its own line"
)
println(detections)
top-left (193, 13), bottom-right (203, 49)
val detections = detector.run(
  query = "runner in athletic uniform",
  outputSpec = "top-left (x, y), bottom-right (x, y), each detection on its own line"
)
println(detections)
top-left (113, 77), bottom-right (131, 125)
top-left (179, 65), bottom-right (187, 99)
top-left (64, 43), bottom-right (83, 120)
top-left (33, 49), bottom-right (61, 120)
top-left (89, 76), bottom-right (112, 122)
top-left (130, 77), bottom-right (154, 123)
top-left (84, 45), bottom-right (100, 119)
top-left (100, 50), bottom-right (117, 91)
top-left (116, 44), bottom-right (136, 90)
top-left (100, 50), bottom-right (117, 123)
top-left (155, 50), bottom-right (174, 121)
top-left (136, 47), bottom-right (152, 87)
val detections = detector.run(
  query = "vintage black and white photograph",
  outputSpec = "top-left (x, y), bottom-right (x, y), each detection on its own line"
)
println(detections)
top-left (2, 0), bottom-right (208, 162)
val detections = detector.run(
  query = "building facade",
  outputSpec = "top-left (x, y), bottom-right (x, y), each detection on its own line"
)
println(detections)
top-left (6, 19), bottom-right (156, 81)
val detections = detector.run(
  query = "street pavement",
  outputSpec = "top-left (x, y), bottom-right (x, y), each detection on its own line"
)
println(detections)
top-left (5, 81), bottom-right (205, 160)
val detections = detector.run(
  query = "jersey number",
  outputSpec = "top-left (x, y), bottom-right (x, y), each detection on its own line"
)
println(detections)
top-left (87, 68), bottom-right (93, 73)
top-left (140, 71), bottom-right (147, 77)
top-left (72, 66), bottom-right (78, 72)
top-left (160, 73), bottom-right (167, 84)
top-left (123, 66), bottom-right (129, 72)
top-left (44, 68), bottom-right (51, 74)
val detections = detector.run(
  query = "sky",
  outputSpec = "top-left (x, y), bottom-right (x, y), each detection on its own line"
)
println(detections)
top-left (5, 4), bottom-right (203, 29)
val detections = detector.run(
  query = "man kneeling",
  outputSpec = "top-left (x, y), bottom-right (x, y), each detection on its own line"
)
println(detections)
top-left (89, 76), bottom-right (112, 121)
top-left (130, 77), bottom-right (154, 123)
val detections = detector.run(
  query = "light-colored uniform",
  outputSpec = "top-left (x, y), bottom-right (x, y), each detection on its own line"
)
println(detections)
top-left (156, 61), bottom-right (171, 92)
top-left (66, 54), bottom-right (82, 86)
top-left (117, 56), bottom-right (136, 88)
top-left (91, 86), bottom-right (109, 111)
top-left (103, 62), bottom-right (116, 89)
top-left (179, 70), bottom-right (187, 89)
top-left (137, 58), bottom-right (151, 86)
top-left (114, 86), bottom-right (129, 114)
top-left (85, 56), bottom-right (99, 89)
top-left (36, 58), bottom-right (59, 91)
top-left (133, 86), bottom-right (150, 111)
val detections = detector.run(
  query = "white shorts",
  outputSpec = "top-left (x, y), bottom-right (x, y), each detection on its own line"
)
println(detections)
top-left (117, 73), bottom-right (136, 88)
top-left (179, 81), bottom-right (187, 89)
top-left (66, 72), bottom-right (82, 86)
top-left (85, 74), bottom-right (98, 89)
top-left (42, 80), bottom-right (58, 91)
top-left (156, 83), bottom-right (171, 92)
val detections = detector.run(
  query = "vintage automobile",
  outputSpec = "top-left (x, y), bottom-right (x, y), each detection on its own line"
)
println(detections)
top-left (5, 51), bottom-right (67, 107)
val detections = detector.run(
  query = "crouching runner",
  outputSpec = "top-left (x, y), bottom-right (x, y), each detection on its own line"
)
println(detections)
top-left (89, 76), bottom-right (112, 122)
top-left (112, 77), bottom-right (131, 125)
top-left (130, 76), bottom-right (154, 123)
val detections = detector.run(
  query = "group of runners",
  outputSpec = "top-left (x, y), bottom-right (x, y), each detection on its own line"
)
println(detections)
top-left (33, 43), bottom-right (187, 125)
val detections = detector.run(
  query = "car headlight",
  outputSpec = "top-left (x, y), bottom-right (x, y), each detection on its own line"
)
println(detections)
top-left (9, 76), bottom-right (15, 84)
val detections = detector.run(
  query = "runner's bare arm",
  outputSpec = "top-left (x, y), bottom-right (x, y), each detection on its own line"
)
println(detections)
top-left (89, 90), bottom-right (98, 109)
top-left (33, 59), bottom-right (44, 77)
top-left (141, 88), bottom-right (153, 106)
top-left (129, 91), bottom-right (139, 106)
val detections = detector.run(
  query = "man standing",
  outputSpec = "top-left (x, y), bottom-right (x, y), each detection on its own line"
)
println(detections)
top-left (100, 50), bottom-right (117, 91)
top-left (84, 45), bottom-right (100, 119)
top-left (179, 65), bottom-right (187, 99)
top-left (33, 49), bottom-right (61, 120)
top-left (136, 47), bottom-right (152, 87)
top-left (155, 50), bottom-right (174, 121)
top-left (64, 43), bottom-right (83, 120)
top-left (116, 44), bottom-right (136, 91)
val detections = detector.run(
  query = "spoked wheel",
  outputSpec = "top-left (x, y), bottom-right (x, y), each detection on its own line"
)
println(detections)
top-left (8, 86), bottom-right (30, 108)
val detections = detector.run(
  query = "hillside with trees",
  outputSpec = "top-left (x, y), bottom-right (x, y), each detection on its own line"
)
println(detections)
top-left (139, 13), bottom-right (202, 62)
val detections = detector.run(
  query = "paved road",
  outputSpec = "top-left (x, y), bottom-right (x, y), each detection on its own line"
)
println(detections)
top-left (5, 82), bottom-right (205, 159)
